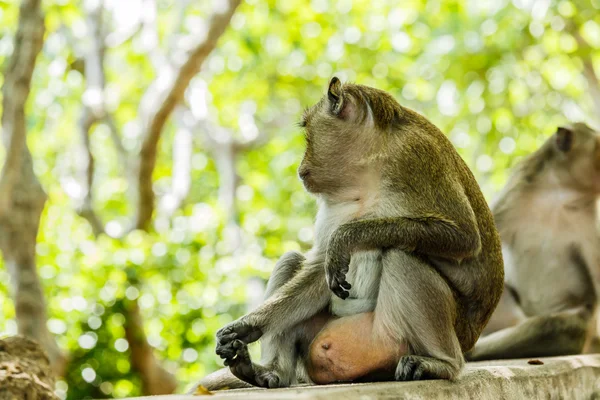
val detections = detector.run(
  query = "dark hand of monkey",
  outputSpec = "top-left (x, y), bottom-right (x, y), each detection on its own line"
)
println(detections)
top-left (216, 319), bottom-right (263, 364)
top-left (325, 249), bottom-right (352, 299)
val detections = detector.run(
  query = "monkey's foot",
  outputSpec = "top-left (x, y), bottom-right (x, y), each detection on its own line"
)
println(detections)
top-left (395, 355), bottom-right (459, 381)
top-left (226, 339), bottom-right (285, 388)
top-left (216, 319), bottom-right (263, 363)
top-left (325, 255), bottom-right (352, 299)
top-left (255, 369), bottom-right (284, 388)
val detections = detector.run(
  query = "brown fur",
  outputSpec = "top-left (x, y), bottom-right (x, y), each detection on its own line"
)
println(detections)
top-left (196, 78), bottom-right (504, 390)
top-left (300, 80), bottom-right (504, 352)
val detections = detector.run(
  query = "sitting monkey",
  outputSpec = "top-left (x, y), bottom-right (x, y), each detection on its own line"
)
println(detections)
top-left (467, 123), bottom-right (600, 361)
top-left (191, 78), bottom-right (504, 391)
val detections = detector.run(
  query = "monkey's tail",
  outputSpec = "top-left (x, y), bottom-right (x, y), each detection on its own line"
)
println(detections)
top-left (187, 367), bottom-right (254, 394)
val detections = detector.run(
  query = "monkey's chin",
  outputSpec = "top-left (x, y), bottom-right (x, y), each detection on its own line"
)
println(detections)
top-left (302, 183), bottom-right (318, 194)
top-left (301, 178), bottom-right (318, 194)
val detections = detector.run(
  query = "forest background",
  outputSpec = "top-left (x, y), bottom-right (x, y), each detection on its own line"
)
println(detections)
top-left (1, 0), bottom-right (599, 398)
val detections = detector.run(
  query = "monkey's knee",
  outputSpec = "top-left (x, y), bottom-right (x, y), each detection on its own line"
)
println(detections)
top-left (264, 251), bottom-right (305, 299)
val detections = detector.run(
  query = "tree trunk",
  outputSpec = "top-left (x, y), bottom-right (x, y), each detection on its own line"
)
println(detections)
top-left (0, 0), bottom-right (66, 375)
top-left (0, 336), bottom-right (58, 400)
top-left (124, 300), bottom-right (177, 395)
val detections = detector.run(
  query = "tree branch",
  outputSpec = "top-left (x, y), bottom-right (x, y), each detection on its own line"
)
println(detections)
top-left (76, 111), bottom-right (105, 236)
top-left (74, 0), bottom-right (108, 236)
top-left (158, 107), bottom-right (193, 217)
top-left (123, 299), bottom-right (177, 395)
top-left (133, 0), bottom-right (242, 231)
top-left (105, 115), bottom-right (128, 169)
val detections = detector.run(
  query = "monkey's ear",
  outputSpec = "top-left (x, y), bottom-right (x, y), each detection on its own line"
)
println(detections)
top-left (555, 127), bottom-right (573, 152)
top-left (327, 77), bottom-right (345, 116)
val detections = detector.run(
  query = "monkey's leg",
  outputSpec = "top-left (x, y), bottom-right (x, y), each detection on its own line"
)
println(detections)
top-left (228, 251), bottom-right (327, 388)
top-left (263, 251), bottom-right (305, 298)
top-left (376, 249), bottom-right (464, 381)
top-left (192, 251), bottom-right (307, 391)
top-left (216, 253), bottom-right (329, 357)
top-left (217, 252), bottom-right (332, 388)
top-left (466, 306), bottom-right (591, 361)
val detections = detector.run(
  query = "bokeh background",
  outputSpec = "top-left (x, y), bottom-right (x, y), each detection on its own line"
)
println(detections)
top-left (0, 0), bottom-right (599, 398)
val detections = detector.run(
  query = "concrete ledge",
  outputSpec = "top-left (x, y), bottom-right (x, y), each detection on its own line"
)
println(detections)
top-left (123, 355), bottom-right (600, 400)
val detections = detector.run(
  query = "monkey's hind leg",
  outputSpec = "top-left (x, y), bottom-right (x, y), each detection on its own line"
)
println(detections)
top-left (466, 306), bottom-right (591, 361)
top-left (223, 251), bottom-right (328, 388)
top-left (374, 249), bottom-right (464, 381)
top-left (194, 251), bottom-right (306, 391)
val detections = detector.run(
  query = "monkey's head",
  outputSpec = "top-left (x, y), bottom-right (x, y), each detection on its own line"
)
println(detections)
top-left (543, 123), bottom-right (600, 192)
top-left (297, 77), bottom-right (403, 196)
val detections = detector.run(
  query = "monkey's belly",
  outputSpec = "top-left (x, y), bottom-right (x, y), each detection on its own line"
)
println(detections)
top-left (504, 247), bottom-right (595, 316)
top-left (330, 250), bottom-right (383, 317)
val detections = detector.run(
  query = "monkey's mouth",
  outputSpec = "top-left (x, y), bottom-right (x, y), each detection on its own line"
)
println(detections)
top-left (301, 175), bottom-right (323, 194)
top-left (301, 176), bottom-right (317, 193)
top-left (299, 168), bottom-right (317, 192)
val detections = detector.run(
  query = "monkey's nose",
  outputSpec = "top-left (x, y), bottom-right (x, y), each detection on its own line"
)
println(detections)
top-left (299, 168), bottom-right (311, 180)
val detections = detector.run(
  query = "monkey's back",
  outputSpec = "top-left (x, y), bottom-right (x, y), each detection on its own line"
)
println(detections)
top-left (392, 110), bottom-right (505, 351)
top-left (454, 155), bottom-right (505, 351)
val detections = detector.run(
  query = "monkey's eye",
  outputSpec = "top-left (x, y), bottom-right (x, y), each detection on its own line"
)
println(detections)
top-left (555, 127), bottom-right (573, 153)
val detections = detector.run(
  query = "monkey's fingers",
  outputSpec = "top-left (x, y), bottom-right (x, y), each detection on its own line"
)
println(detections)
top-left (216, 343), bottom-right (237, 361)
top-left (216, 325), bottom-right (238, 343)
top-left (328, 269), bottom-right (352, 299)
top-left (330, 278), bottom-right (350, 299)
top-left (217, 332), bottom-right (237, 345)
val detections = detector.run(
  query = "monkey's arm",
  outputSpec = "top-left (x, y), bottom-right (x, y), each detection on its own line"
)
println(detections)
top-left (332, 215), bottom-right (480, 259)
top-left (326, 211), bottom-right (481, 298)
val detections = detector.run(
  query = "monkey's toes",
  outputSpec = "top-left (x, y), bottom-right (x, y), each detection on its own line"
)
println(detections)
top-left (256, 371), bottom-right (283, 388)
top-left (395, 356), bottom-right (429, 381)
top-left (225, 340), bottom-right (252, 367)
top-left (216, 341), bottom-right (236, 361)
top-left (232, 340), bottom-right (252, 363)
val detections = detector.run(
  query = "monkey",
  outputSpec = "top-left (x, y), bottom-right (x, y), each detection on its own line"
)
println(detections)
top-left (466, 123), bottom-right (600, 361)
top-left (191, 77), bottom-right (504, 391)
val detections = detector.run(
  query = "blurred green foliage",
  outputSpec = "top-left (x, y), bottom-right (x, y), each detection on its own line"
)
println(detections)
top-left (0, 0), bottom-right (599, 398)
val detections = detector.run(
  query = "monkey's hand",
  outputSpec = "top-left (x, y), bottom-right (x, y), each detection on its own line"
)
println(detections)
top-left (325, 251), bottom-right (352, 299)
top-left (216, 318), bottom-right (263, 364)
